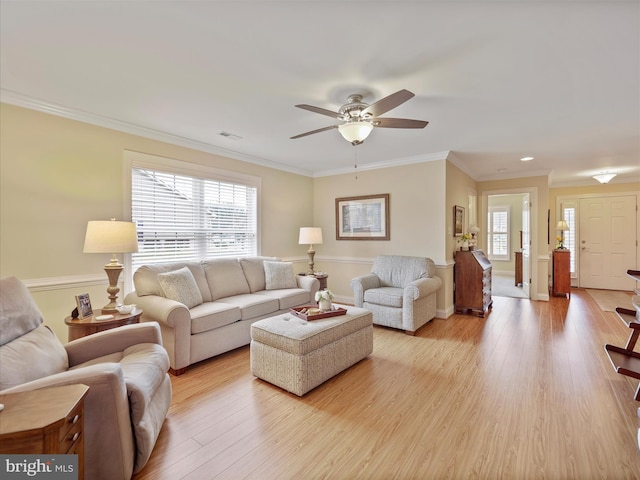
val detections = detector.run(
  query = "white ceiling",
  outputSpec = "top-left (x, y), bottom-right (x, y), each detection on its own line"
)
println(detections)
top-left (1, 1), bottom-right (639, 186)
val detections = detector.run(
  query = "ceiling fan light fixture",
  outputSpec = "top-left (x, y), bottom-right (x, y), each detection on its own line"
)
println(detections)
top-left (338, 121), bottom-right (373, 145)
top-left (592, 172), bottom-right (616, 184)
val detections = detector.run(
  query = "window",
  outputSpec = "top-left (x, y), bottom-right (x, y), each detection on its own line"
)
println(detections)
top-left (562, 205), bottom-right (576, 274)
top-left (487, 205), bottom-right (510, 260)
top-left (128, 154), bottom-right (259, 276)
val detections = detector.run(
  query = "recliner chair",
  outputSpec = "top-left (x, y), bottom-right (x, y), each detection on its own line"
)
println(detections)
top-left (0, 276), bottom-right (172, 480)
top-left (351, 255), bottom-right (442, 334)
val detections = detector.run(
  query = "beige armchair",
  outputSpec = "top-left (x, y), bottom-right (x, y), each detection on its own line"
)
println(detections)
top-left (351, 255), bottom-right (442, 334)
top-left (0, 277), bottom-right (172, 480)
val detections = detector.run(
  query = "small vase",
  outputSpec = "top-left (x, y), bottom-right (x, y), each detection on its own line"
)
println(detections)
top-left (319, 299), bottom-right (332, 312)
top-left (462, 241), bottom-right (469, 251)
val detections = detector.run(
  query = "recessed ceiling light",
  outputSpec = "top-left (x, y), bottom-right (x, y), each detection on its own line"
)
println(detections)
top-left (497, 168), bottom-right (508, 173)
top-left (520, 156), bottom-right (534, 162)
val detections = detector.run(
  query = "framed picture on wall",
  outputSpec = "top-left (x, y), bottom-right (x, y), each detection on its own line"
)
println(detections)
top-left (454, 205), bottom-right (465, 237)
top-left (336, 194), bottom-right (390, 240)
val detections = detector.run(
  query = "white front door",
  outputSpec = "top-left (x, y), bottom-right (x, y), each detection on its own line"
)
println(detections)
top-left (579, 195), bottom-right (637, 290)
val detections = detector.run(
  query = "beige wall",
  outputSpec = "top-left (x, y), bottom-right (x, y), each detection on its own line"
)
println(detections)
top-left (550, 182), bottom-right (640, 231)
top-left (444, 161), bottom-right (479, 314)
top-left (5, 102), bottom-right (635, 339)
top-left (0, 103), bottom-right (314, 339)
top-left (312, 159), bottom-right (452, 317)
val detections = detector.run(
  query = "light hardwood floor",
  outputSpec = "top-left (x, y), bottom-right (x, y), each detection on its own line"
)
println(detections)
top-left (134, 289), bottom-right (640, 479)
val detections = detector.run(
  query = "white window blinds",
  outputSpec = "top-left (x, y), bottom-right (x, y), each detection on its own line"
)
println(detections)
top-left (131, 167), bottom-right (257, 271)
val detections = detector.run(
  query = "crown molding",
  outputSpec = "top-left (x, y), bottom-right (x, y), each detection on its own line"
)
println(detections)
top-left (1, 89), bottom-right (314, 177)
top-left (313, 150), bottom-right (451, 177)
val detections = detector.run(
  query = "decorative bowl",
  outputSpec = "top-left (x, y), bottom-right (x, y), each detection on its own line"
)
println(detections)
top-left (116, 304), bottom-right (135, 314)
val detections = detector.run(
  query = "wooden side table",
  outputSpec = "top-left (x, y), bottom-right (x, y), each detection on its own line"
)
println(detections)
top-left (65, 308), bottom-right (143, 341)
top-left (310, 273), bottom-right (328, 291)
top-left (0, 384), bottom-right (89, 478)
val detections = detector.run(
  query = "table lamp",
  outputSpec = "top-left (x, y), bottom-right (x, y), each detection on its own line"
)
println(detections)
top-left (298, 227), bottom-right (323, 275)
top-left (556, 220), bottom-right (569, 249)
top-left (84, 219), bottom-right (138, 313)
top-left (469, 224), bottom-right (480, 247)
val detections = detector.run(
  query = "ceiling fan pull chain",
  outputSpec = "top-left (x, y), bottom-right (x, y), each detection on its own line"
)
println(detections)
top-left (354, 145), bottom-right (358, 180)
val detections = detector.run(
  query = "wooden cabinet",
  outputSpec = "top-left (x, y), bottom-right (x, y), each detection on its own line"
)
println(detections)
top-left (454, 249), bottom-right (493, 317)
top-left (0, 384), bottom-right (89, 478)
top-left (552, 249), bottom-right (571, 298)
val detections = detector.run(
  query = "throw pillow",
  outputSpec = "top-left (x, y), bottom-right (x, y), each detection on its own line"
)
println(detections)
top-left (264, 261), bottom-right (297, 290)
top-left (158, 267), bottom-right (203, 308)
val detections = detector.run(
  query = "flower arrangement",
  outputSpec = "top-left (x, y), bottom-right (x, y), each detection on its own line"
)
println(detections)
top-left (457, 233), bottom-right (472, 244)
top-left (315, 289), bottom-right (334, 302)
top-left (556, 235), bottom-right (565, 249)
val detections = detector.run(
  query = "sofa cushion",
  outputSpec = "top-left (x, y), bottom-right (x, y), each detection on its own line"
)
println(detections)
top-left (364, 287), bottom-right (404, 308)
top-left (264, 261), bottom-right (297, 290)
top-left (202, 258), bottom-right (250, 301)
top-left (0, 276), bottom-right (44, 345)
top-left (239, 256), bottom-right (278, 292)
top-left (216, 294), bottom-right (279, 320)
top-left (133, 262), bottom-right (211, 302)
top-left (255, 288), bottom-right (311, 310)
top-left (189, 302), bottom-right (241, 334)
top-left (0, 325), bottom-right (69, 390)
top-left (158, 267), bottom-right (203, 308)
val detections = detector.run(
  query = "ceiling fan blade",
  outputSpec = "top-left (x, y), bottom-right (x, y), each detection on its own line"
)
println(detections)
top-left (362, 89), bottom-right (415, 117)
top-left (290, 125), bottom-right (339, 139)
top-left (295, 104), bottom-right (342, 119)
top-left (374, 118), bottom-right (429, 129)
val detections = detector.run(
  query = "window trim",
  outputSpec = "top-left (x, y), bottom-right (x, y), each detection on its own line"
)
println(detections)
top-left (487, 205), bottom-right (511, 261)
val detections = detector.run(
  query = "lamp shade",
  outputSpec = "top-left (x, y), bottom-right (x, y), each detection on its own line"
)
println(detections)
top-left (298, 227), bottom-right (323, 245)
top-left (84, 220), bottom-right (139, 254)
top-left (469, 224), bottom-right (480, 235)
top-left (556, 220), bottom-right (569, 231)
top-left (338, 122), bottom-right (373, 144)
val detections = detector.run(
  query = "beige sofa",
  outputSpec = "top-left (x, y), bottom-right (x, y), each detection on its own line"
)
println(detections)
top-left (351, 255), bottom-right (442, 335)
top-left (0, 276), bottom-right (171, 480)
top-left (124, 256), bottom-right (320, 375)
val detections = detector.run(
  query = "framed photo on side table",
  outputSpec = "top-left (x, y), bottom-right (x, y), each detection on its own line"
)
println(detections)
top-left (75, 293), bottom-right (93, 319)
top-left (336, 194), bottom-right (390, 240)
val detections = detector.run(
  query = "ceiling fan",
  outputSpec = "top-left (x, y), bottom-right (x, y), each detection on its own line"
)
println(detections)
top-left (290, 89), bottom-right (428, 145)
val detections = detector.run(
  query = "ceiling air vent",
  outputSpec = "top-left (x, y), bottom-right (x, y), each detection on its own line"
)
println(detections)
top-left (218, 131), bottom-right (243, 140)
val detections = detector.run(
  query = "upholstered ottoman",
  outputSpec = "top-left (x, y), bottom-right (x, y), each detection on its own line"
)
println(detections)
top-left (250, 306), bottom-right (373, 396)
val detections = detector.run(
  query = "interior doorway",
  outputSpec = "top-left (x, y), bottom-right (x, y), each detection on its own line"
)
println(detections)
top-left (485, 191), bottom-right (532, 299)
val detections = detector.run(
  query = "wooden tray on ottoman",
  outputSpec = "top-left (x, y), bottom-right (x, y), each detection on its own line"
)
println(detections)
top-left (289, 306), bottom-right (348, 321)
